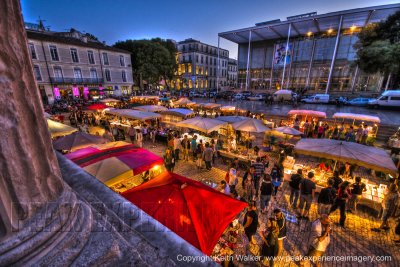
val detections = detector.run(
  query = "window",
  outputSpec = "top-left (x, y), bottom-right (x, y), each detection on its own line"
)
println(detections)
top-left (196, 55), bottom-right (199, 63)
top-left (206, 56), bottom-right (208, 64)
top-left (29, 43), bottom-right (37, 59)
top-left (33, 65), bottom-right (42, 81)
top-left (182, 45), bottom-right (185, 51)
top-left (105, 69), bottom-right (111, 81)
top-left (122, 71), bottom-right (127, 82)
top-left (102, 52), bottom-right (109, 65)
top-left (201, 56), bottom-right (203, 64)
top-left (120, 55), bottom-right (125, 67)
top-left (90, 68), bottom-right (97, 79)
top-left (183, 56), bottom-right (186, 62)
top-left (391, 97), bottom-right (400, 101)
top-left (214, 58), bottom-right (216, 65)
top-left (73, 68), bottom-right (82, 79)
top-left (54, 66), bottom-right (63, 78)
top-left (49, 45), bottom-right (59, 61)
top-left (70, 48), bottom-right (79, 63)
top-left (88, 51), bottom-right (95, 64)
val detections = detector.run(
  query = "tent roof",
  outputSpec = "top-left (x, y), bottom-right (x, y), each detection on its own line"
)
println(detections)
top-left (47, 119), bottom-right (77, 138)
top-left (68, 144), bottom-right (164, 175)
top-left (122, 172), bottom-right (247, 255)
top-left (294, 139), bottom-right (398, 175)
top-left (53, 131), bottom-right (107, 151)
top-left (232, 118), bottom-right (271, 133)
top-left (173, 97), bottom-right (195, 105)
top-left (332, 113), bottom-right (380, 123)
top-left (134, 105), bottom-right (168, 113)
top-left (220, 106), bottom-right (236, 111)
top-left (202, 103), bottom-right (221, 109)
top-left (105, 108), bottom-right (161, 121)
top-left (99, 98), bottom-right (121, 103)
top-left (288, 109), bottom-right (326, 118)
top-left (176, 117), bottom-right (227, 133)
top-left (217, 116), bottom-right (249, 123)
top-left (274, 126), bottom-right (303, 136)
top-left (161, 108), bottom-right (194, 117)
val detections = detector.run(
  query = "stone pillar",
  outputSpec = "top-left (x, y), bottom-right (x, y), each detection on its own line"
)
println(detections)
top-left (0, 0), bottom-right (65, 237)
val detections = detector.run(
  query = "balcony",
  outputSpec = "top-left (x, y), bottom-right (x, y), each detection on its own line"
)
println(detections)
top-left (50, 77), bottom-right (104, 84)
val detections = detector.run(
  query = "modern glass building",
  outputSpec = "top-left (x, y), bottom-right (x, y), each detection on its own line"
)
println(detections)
top-left (218, 4), bottom-right (400, 94)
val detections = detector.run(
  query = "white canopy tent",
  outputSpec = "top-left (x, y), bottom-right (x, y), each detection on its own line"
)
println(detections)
top-left (134, 105), bottom-right (168, 113)
top-left (232, 118), bottom-right (270, 133)
top-left (47, 119), bottom-right (77, 138)
top-left (176, 117), bottom-right (227, 134)
top-left (105, 109), bottom-right (161, 121)
top-left (217, 116), bottom-right (249, 123)
top-left (332, 113), bottom-right (381, 123)
top-left (100, 98), bottom-right (121, 103)
top-left (288, 110), bottom-right (327, 118)
top-left (161, 108), bottom-right (194, 118)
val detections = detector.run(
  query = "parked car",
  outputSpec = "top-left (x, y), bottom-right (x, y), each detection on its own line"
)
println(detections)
top-left (368, 90), bottom-right (400, 108)
top-left (273, 89), bottom-right (297, 102)
top-left (241, 92), bottom-right (252, 100)
top-left (233, 93), bottom-right (244, 100)
top-left (248, 94), bottom-right (266, 101)
top-left (301, 94), bottom-right (330, 104)
top-left (346, 97), bottom-right (373, 106)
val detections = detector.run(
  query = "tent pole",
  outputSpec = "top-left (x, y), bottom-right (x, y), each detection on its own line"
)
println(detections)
top-left (333, 160), bottom-right (337, 172)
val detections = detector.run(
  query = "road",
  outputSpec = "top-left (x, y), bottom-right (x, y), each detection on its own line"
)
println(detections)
top-left (194, 98), bottom-right (400, 126)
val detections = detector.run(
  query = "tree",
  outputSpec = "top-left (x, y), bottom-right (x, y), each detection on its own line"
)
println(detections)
top-left (355, 11), bottom-right (400, 88)
top-left (113, 39), bottom-right (177, 89)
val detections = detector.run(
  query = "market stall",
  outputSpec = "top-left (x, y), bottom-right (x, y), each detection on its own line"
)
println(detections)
top-left (86, 103), bottom-right (108, 111)
top-left (65, 144), bottom-right (164, 192)
top-left (121, 171), bottom-right (247, 255)
top-left (131, 95), bottom-right (159, 105)
top-left (176, 117), bottom-right (227, 134)
top-left (173, 97), bottom-right (195, 107)
top-left (160, 108), bottom-right (195, 124)
top-left (285, 139), bottom-right (398, 210)
top-left (332, 112), bottom-right (380, 144)
top-left (105, 108), bottom-right (161, 121)
top-left (47, 119), bottom-right (77, 138)
top-left (133, 105), bottom-right (168, 113)
top-left (53, 131), bottom-right (108, 152)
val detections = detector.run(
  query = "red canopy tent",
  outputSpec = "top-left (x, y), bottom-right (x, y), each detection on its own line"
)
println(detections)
top-left (86, 103), bottom-right (108, 110)
top-left (122, 172), bottom-right (248, 255)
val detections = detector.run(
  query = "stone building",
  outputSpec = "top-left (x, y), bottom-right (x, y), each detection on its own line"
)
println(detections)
top-left (172, 38), bottom-right (229, 91)
top-left (26, 24), bottom-right (134, 104)
top-left (227, 58), bottom-right (238, 88)
top-left (219, 3), bottom-right (400, 94)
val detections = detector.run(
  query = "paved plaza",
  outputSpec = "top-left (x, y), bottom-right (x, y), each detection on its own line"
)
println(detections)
top-left (140, 140), bottom-right (400, 267)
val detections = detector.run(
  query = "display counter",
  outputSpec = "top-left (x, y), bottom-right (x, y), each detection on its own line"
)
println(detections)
top-left (180, 133), bottom-right (213, 144)
top-left (283, 155), bottom-right (387, 210)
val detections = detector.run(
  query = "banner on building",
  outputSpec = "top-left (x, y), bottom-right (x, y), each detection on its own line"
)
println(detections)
top-left (273, 43), bottom-right (292, 66)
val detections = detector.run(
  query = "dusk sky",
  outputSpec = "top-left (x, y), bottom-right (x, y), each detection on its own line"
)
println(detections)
top-left (21, 0), bottom-right (398, 59)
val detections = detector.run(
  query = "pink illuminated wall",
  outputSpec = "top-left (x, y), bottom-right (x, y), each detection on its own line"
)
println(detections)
top-left (72, 86), bottom-right (79, 97)
top-left (53, 87), bottom-right (60, 98)
top-left (83, 86), bottom-right (89, 100)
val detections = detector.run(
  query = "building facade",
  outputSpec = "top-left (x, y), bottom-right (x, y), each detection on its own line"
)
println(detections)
top-left (219, 4), bottom-right (400, 94)
top-left (227, 58), bottom-right (238, 88)
top-left (172, 38), bottom-right (229, 91)
top-left (26, 25), bottom-right (133, 104)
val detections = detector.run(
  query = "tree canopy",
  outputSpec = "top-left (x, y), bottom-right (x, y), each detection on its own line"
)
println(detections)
top-left (355, 11), bottom-right (400, 87)
top-left (113, 39), bottom-right (177, 88)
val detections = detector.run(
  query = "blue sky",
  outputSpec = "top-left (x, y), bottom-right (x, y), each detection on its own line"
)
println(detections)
top-left (21, 0), bottom-right (398, 59)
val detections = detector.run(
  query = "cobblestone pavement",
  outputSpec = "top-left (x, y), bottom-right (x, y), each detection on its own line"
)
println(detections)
top-left (142, 140), bottom-right (400, 267)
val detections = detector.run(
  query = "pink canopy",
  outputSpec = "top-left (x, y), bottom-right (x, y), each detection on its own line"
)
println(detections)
top-left (65, 147), bottom-right (100, 160)
top-left (288, 109), bottom-right (326, 118)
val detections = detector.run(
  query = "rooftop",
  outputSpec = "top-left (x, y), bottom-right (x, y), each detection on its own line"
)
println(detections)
top-left (178, 38), bottom-right (229, 52)
top-left (27, 28), bottom-right (131, 54)
top-left (219, 3), bottom-right (400, 44)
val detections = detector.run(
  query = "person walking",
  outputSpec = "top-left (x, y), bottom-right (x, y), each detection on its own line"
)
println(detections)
top-left (252, 157), bottom-right (265, 197)
top-left (135, 128), bottom-right (143, 148)
top-left (128, 125), bottom-right (136, 144)
top-left (289, 169), bottom-right (303, 209)
top-left (273, 209), bottom-right (287, 256)
top-left (173, 134), bottom-right (181, 162)
top-left (380, 184), bottom-right (399, 230)
top-left (191, 135), bottom-right (197, 161)
top-left (243, 201), bottom-right (259, 242)
top-left (318, 179), bottom-right (337, 216)
top-left (329, 171), bottom-right (343, 190)
top-left (227, 162), bottom-right (238, 193)
top-left (329, 181), bottom-right (351, 228)
top-left (163, 147), bottom-right (175, 172)
top-left (203, 142), bottom-right (214, 171)
top-left (243, 172), bottom-right (256, 203)
top-left (300, 214), bottom-right (332, 267)
top-left (260, 218), bottom-right (279, 267)
top-left (298, 172), bottom-right (316, 220)
top-left (271, 165), bottom-right (283, 197)
top-left (196, 143), bottom-right (203, 169)
top-left (181, 134), bottom-right (190, 161)
top-left (348, 177), bottom-right (366, 213)
top-left (260, 174), bottom-right (273, 213)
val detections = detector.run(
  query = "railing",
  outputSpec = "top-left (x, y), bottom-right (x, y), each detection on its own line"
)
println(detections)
top-left (50, 77), bottom-right (104, 84)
